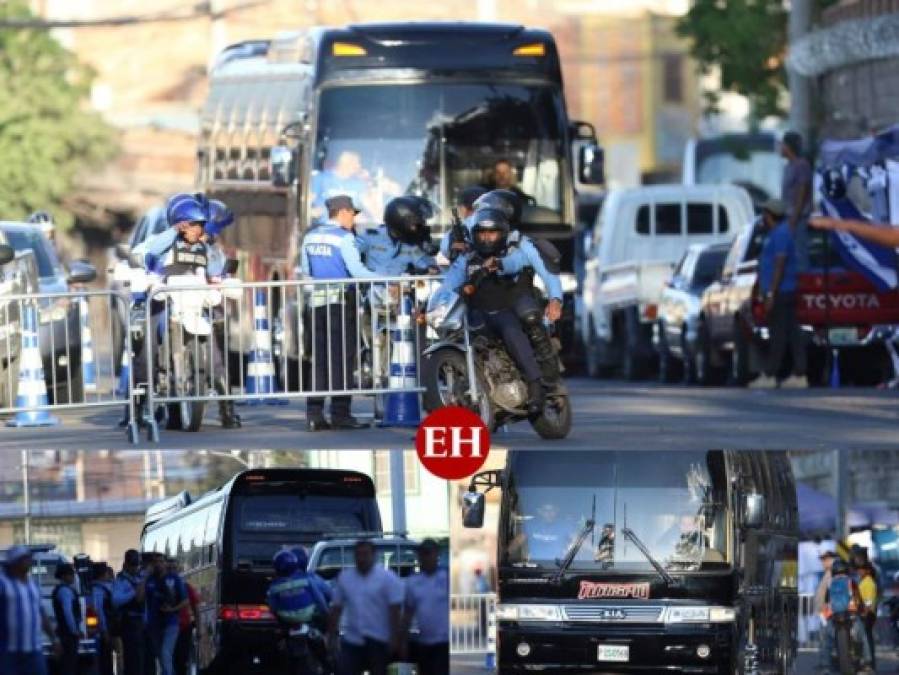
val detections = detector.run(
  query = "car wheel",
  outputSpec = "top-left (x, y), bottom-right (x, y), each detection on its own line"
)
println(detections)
top-left (621, 310), bottom-right (647, 381)
top-left (681, 331), bottom-right (697, 385)
top-left (657, 322), bottom-right (681, 383)
top-left (695, 322), bottom-right (725, 386)
top-left (731, 317), bottom-right (752, 386)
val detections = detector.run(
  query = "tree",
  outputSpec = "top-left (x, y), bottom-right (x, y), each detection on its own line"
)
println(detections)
top-left (676, 0), bottom-right (841, 122)
top-left (0, 1), bottom-right (117, 229)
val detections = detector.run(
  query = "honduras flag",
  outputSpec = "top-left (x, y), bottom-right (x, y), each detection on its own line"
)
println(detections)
top-left (819, 193), bottom-right (898, 291)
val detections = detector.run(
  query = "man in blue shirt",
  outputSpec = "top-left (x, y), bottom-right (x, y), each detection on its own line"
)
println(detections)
top-left (310, 151), bottom-right (375, 225)
top-left (51, 563), bottom-right (82, 675)
top-left (111, 549), bottom-right (146, 675)
top-left (300, 194), bottom-right (380, 431)
top-left (144, 555), bottom-right (187, 675)
top-left (357, 196), bottom-right (438, 276)
top-left (1, 546), bottom-right (57, 675)
top-left (90, 563), bottom-right (115, 675)
top-left (753, 198), bottom-right (806, 388)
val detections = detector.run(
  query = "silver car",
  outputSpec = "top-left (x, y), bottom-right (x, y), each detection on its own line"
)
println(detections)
top-left (655, 242), bottom-right (730, 383)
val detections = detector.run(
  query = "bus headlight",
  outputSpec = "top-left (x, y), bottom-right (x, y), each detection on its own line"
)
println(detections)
top-left (664, 606), bottom-right (736, 623)
top-left (496, 604), bottom-right (562, 622)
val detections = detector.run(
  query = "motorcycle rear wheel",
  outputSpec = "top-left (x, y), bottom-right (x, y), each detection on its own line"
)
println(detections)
top-left (835, 621), bottom-right (854, 675)
top-left (172, 332), bottom-right (208, 432)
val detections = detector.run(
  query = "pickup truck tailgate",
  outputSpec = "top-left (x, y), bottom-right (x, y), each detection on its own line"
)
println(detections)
top-left (796, 269), bottom-right (899, 326)
top-left (599, 261), bottom-right (674, 313)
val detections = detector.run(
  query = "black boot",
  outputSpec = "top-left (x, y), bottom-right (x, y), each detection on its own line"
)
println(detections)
top-left (527, 379), bottom-right (545, 416)
top-left (219, 401), bottom-right (241, 429)
top-left (525, 324), bottom-right (561, 382)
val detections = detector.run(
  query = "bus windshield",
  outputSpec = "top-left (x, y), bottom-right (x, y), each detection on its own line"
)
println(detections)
top-left (310, 82), bottom-right (566, 231)
top-left (502, 451), bottom-right (731, 572)
top-left (231, 494), bottom-right (377, 567)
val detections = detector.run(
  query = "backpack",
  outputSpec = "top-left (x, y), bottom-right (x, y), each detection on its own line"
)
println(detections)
top-left (830, 575), bottom-right (853, 613)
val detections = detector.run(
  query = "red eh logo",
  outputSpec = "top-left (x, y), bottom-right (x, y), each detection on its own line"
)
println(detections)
top-left (415, 406), bottom-right (491, 480)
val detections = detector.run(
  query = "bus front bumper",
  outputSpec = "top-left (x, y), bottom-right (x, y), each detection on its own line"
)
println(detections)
top-left (498, 622), bottom-right (734, 673)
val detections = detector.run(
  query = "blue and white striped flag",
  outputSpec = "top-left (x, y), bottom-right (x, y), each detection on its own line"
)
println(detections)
top-left (819, 194), bottom-right (898, 291)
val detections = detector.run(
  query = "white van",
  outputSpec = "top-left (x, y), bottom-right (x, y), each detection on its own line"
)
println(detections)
top-left (580, 183), bottom-right (753, 379)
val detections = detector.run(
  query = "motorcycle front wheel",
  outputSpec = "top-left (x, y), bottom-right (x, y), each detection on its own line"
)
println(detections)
top-left (530, 393), bottom-right (572, 440)
top-left (171, 331), bottom-right (208, 432)
top-left (834, 620), bottom-right (854, 675)
top-left (422, 348), bottom-right (494, 430)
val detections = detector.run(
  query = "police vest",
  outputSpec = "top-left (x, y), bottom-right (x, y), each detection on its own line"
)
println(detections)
top-left (269, 573), bottom-right (319, 625)
top-left (116, 571), bottom-right (145, 618)
top-left (303, 224), bottom-right (354, 306)
top-left (162, 239), bottom-right (208, 277)
top-left (469, 265), bottom-right (533, 313)
top-left (51, 584), bottom-right (82, 639)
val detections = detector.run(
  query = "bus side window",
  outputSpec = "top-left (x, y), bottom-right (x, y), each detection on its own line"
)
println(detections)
top-left (204, 501), bottom-right (223, 563)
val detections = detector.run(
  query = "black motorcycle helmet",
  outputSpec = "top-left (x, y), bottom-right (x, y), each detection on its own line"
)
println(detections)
top-left (384, 195), bottom-right (429, 245)
top-left (470, 208), bottom-right (511, 257)
top-left (473, 189), bottom-right (522, 226)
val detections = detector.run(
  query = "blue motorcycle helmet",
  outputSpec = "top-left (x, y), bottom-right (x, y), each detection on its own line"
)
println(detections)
top-left (166, 193), bottom-right (208, 227)
top-left (290, 546), bottom-right (309, 572)
top-left (273, 549), bottom-right (299, 576)
top-left (205, 199), bottom-right (235, 238)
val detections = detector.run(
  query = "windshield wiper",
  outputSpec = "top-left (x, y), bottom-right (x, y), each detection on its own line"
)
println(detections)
top-left (553, 517), bottom-right (595, 581)
top-left (621, 526), bottom-right (679, 588)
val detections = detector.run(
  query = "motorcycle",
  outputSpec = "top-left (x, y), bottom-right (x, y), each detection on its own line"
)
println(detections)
top-left (279, 623), bottom-right (329, 675)
top-left (830, 611), bottom-right (868, 675)
top-left (421, 262), bottom-right (571, 439)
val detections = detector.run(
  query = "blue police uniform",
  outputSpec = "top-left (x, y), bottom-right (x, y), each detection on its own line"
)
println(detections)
top-left (112, 570), bottom-right (146, 675)
top-left (357, 225), bottom-right (435, 276)
top-left (51, 581), bottom-right (80, 675)
top-left (266, 572), bottom-right (329, 627)
top-left (300, 220), bottom-right (378, 425)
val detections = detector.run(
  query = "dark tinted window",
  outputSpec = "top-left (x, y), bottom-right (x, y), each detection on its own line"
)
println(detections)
top-left (656, 203), bottom-right (682, 235)
top-left (718, 205), bottom-right (730, 233)
top-left (636, 205), bottom-right (650, 235)
top-left (807, 228), bottom-right (845, 269)
top-left (693, 249), bottom-right (728, 286)
top-left (4, 229), bottom-right (58, 277)
top-left (744, 224), bottom-right (766, 262)
top-left (686, 204), bottom-right (713, 234)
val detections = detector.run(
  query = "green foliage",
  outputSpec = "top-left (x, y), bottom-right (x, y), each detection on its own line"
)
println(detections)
top-left (676, 0), bottom-right (788, 120)
top-left (0, 1), bottom-right (118, 229)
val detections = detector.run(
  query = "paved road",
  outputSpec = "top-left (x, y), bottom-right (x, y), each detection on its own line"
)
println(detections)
top-left (1, 378), bottom-right (896, 450)
top-left (450, 648), bottom-right (899, 673)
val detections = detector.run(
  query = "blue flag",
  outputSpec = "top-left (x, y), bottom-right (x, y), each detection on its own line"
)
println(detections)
top-left (819, 193), bottom-right (898, 291)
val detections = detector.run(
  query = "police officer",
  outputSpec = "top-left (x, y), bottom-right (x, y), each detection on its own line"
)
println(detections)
top-left (300, 194), bottom-right (380, 431)
top-left (357, 196), bottom-right (438, 276)
top-left (51, 563), bottom-right (82, 675)
top-left (440, 186), bottom-right (487, 260)
top-left (112, 549), bottom-right (147, 675)
top-left (90, 563), bottom-right (116, 675)
top-left (291, 546), bottom-right (333, 604)
top-left (441, 208), bottom-right (563, 413)
top-left (267, 550), bottom-right (330, 671)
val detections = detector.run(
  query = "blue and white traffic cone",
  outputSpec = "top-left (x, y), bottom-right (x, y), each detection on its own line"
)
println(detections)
top-left (79, 296), bottom-right (97, 393)
top-left (7, 302), bottom-right (59, 427)
top-left (242, 289), bottom-right (287, 405)
top-left (380, 294), bottom-right (421, 427)
top-left (830, 347), bottom-right (841, 388)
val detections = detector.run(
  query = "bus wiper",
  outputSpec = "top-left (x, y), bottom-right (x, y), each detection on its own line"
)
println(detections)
top-left (621, 527), bottom-right (679, 588)
top-left (553, 518), bottom-right (595, 581)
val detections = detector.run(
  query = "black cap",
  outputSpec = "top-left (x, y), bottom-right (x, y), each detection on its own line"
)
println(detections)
top-left (325, 194), bottom-right (361, 215)
top-left (458, 186), bottom-right (487, 210)
top-left (418, 538), bottom-right (439, 552)
top-left (123, 549), bottom-right (140, 567)
top-left (55, 563), bottom-right (75, 579)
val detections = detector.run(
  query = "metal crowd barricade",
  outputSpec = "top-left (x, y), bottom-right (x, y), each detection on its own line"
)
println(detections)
top-left (142, 274), bottom-right (449, 442)
top-left (450, 592), bottom-right (496, 654)
top-left (0, 289), bottom-right (138, 441)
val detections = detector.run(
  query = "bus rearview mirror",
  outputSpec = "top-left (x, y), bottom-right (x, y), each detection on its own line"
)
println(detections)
top-left (579, 143), bottom-right (604, 185)
top-left (462, 491), bottom-right (486, 528)
top-left (743, 493), bottom-right (765, 529)
top-left (270, 145), bottom-right (296, 187)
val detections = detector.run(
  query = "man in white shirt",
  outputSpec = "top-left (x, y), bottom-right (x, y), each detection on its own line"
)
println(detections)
top-left (328, 540), bottom-right (404, 675)
top-left (403, 539), bottom-right (449, 675)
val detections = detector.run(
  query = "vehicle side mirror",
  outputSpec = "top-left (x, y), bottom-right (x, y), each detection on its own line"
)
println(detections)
top-left (0, 244), bottom-right (14, 266)
top-left (578, 143), bottom-right (604, 185)
top-left (462, 491), bottom-right (486, 529)
top-left (743, 493), bottom-right (765, 529)
top-left (223, 259), bottom-right (239, 275)
top-left (115, 243), bottom-right (131, 261)
top-left (270, 145), bottom-right (296, 187)
top-left (67, 260), bottom-right (97, 285)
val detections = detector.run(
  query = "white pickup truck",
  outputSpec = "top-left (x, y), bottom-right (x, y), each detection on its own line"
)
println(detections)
top-left (581, 184), bottom-right (753, 379)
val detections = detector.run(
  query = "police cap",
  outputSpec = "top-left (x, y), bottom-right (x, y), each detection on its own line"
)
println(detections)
top-left (325, 194), bottom-right (362, 215)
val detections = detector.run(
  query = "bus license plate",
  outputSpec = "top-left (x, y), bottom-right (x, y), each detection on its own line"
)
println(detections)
top-left (828, 328), bottom-right (858, 346)
top-left (597, 645), bottom-right (629, 662)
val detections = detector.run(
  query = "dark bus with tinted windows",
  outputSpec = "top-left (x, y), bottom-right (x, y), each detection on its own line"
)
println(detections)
top-left (140, 468), bottom-right (381, 674)
top-left (462, 451), bottom-right (798, 674)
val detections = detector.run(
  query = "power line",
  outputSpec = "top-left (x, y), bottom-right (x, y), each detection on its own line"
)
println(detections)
top-left (0, 0), bottom-right (269, 29)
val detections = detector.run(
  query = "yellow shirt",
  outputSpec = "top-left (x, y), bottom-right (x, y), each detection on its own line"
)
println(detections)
top-left (859, 575), bottom-right (877, 609)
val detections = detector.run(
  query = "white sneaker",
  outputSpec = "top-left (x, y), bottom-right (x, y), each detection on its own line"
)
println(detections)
top-left (780, 375), bottom-right (808, 389)
top-left (748, 375), bottom-right (778, 389)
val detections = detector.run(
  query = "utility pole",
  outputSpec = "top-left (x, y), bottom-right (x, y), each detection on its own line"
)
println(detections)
top-left (788, 0), bottom-right (813, 141)
top-left (389, 451), bottom-right (407, 535)
top-left (834, 448), bottom-right (848, 541)
top-left (21, 450), bottom-right (31, 545)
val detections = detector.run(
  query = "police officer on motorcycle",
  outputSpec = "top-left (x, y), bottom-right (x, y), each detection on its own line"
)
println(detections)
top-left (266, 550), bottom-right (330, 674)
top-left (439, 186), bottom-right (487, 260)
top-left (440, 207), bottom-right (563, 414)
top-left (357, 196), bottom-right (439, 276)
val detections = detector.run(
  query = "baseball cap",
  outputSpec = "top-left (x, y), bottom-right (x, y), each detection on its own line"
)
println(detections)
top-left (761, 198), bottom-right (787, 218)
top-left (325, 194), bottom-right (361, 214)
top-left (4, 545), bottom-right (32, 564)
